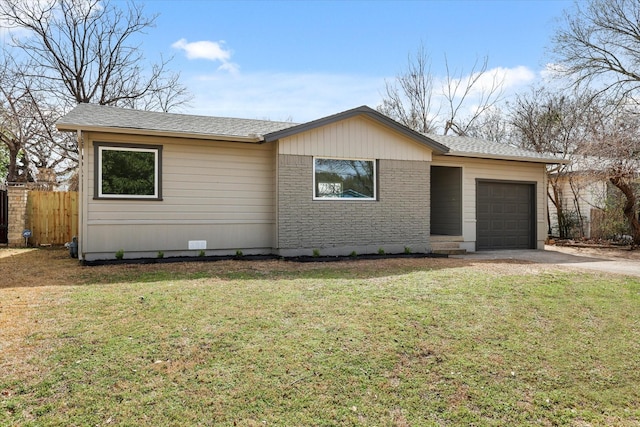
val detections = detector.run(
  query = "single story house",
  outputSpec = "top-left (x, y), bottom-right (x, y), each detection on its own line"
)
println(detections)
top-left (57, 104), bottom-right (562, 261)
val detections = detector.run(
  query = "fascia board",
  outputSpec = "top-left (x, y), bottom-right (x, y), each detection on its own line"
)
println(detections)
top-left (56, 124), bottom-right (263, 143)
top-left (443, 151), bottom-right (569, 164)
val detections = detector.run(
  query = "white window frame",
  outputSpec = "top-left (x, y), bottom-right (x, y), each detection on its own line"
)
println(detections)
top-left (96, 144), bottom-right (161, 200)
top-left (313, 156), bottom-right (377, 201)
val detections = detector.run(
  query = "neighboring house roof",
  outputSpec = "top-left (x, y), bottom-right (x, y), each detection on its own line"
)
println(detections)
top-left (427, 134), bottom-right (566, 164)
top-left (553, 155), bottom-right (633, 175)
top-left (263, 105), bottom-right (450, 155)
top-left (56, 103), bottom-right (297, 142)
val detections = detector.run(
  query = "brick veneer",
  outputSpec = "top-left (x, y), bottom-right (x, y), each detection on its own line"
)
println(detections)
top-left (277, 155), bottom-right (430, 256)
top-left (7, 186), bottom-right (29, 247)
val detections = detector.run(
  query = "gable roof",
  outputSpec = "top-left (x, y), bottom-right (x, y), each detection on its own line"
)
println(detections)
top-left (57, 103), bottom-right (297, 142)
top-left (263, 105), bottom-right (450, 154)
top-left (427, 134), bottom-right (566, 164)
top-left (57, 103), bottom-right (564, 164)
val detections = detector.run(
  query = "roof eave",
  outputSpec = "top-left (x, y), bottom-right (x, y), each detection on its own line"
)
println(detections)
top-left (55, 124), bottom-right (264, 143)
top-left (441, 151), bottom-right (569, 164)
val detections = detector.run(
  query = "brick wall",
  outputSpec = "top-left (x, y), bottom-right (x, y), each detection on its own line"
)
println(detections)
top-left (277, 155), bottom-right (430, 256)
top-left (7, 186), bottom-right (29, 247)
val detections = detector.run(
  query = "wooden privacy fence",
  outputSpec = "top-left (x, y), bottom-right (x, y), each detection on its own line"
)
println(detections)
top-left (27, 191), bottom-right (78, 246)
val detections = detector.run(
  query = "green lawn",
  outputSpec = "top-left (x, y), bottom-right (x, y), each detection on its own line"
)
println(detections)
top-left (1, 257), bottom-right (639, 426)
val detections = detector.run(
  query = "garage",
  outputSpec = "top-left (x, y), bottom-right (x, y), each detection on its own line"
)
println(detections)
top-left (476, 181), bottom-right (535, 250)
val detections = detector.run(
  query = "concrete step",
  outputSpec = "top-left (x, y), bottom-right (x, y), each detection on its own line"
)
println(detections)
top-left (432, 248), bottom-right (467, 255)
top-left (431, 235), bottom-right (464, 242)
top-left (431, 242), bottom-right (462, 250)
top-left (431, 235), bottom-right (466, 254)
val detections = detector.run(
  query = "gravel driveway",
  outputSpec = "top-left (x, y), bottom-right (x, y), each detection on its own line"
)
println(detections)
top-left (453, 244), bottom-right (640, 277)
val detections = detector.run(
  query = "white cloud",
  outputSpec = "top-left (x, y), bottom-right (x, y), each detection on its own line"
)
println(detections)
top-left (217, 61), bottom-right (240, 74)
top-left (541, 62), bottom-right (568, 81)
top-left (489, 65), bottom-right (536, 90)
top-left (439, 65), bottom-right (536, 99)
top-left (2, 0), bottom-right (102, 38)
top-left (177, 65), bottom-right (539, 125)
top-left (172, 38), bottom-right (230, 61)
top-left (172, 38), bottom-right (239, 73)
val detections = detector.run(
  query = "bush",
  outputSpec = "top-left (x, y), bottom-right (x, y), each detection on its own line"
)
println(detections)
top-left (557, 209), bottom-right (585, 239)
top-left (591, 193), bottom-right (632, 241)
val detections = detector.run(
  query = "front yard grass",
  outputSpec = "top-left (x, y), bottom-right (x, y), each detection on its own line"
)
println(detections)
top-left (1, 249), bottom-right (639, 426)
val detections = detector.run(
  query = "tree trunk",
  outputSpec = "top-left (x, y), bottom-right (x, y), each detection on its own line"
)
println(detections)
top-left (609, 176), bottom-right (640, 247)
top-left (548, 180), bottom-right (567, 238)
top-left (6, 144), bottom-right (19, 183)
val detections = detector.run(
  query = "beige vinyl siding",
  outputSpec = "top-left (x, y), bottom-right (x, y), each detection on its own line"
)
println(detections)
top-left (82, 132), bottom-right (274, 259)
top-left (278, 116), bottom-right (433, 161)
top-left (432, 155), bottom-right (548, 251)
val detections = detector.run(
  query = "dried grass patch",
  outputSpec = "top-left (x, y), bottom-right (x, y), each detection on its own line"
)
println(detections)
top-left (2, 247), bottom-right (638, 425)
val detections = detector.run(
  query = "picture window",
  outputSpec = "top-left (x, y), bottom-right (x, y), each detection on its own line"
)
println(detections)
top-left (95, 143), bottom-right (162, 200)
top-left (313, 158), bottom-right (376, 200)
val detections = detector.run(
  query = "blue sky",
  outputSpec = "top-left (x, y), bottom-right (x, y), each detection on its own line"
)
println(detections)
top-left (140, 0), bottom-right (573, 122)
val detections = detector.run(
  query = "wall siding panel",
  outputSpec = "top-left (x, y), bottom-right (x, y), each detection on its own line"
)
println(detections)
top-left (82, 132), bottom-right (275, 260)
top-left (549, 176), bottom-right (607, 238)
top-left (432, 155), bottom-right (548, 251)
top-left (278, 116), bottom-right (432, 161)
top-left (84, 223), bottom-right (273, 258)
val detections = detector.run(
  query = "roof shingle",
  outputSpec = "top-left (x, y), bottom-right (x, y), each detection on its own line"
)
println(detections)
top-left (57, 104), bottom-right (564, 164)
top-left (426, 134), bottom-right (563, 163)
top-left (57, 103), bottom-right (297, 140)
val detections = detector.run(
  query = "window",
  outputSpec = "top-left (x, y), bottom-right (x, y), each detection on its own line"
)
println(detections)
top-left (95, 143), bottom-right (162, 200)
top-left (314, 158), bottom-right (376, 200)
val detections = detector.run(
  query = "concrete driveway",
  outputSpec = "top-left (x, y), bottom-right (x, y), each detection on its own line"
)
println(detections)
top-left (453, 245), bottom-right (640, 277)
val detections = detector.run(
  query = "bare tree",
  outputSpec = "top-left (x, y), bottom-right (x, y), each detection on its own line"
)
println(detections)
top-left (583, 97), bottom-right (640, 245)
top-left (442, 56), bottom-right (505, 136)
top-left (552, 0), bottom-right (640, 98)
top-left (0, 0), bottom-right (190, 182)
top-left (552, 0), bottom-right (640, 245)
top-left (510, 87), bottom-right (594, 155)
top-left (378, 45), bottom-right (438, 133)
top-left (464, 106), bottom-right (510, 143)
top-left (0, 66), bottom-right (38, 182)
top-left (509, 87), bottom-right (595, 237)
top-left (0, 62), bottom-right (76, 184)
top-left (0, 0), bottom-right (190, 110)
top-left (378, 45), bottom-right (505, 136)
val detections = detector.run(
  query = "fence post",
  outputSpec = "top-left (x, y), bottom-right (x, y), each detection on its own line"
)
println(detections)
top-left (7, 185), bottom-right (29, 247)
